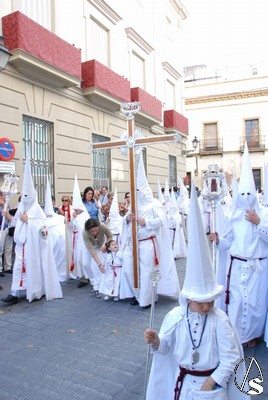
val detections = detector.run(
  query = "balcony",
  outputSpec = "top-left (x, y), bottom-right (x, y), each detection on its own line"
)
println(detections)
top-left (199, 138), bottom-right (223, 155)
top-left (2, 11), bottom-right (82, 88)
top-left (131, 87), bottom-right (162, 126)
top-left (240, 136), bottom-right (266, 152)
top-left (164, 110), bottom-right (189, 135)
top-left (82, 59), bottom-right (131, 111)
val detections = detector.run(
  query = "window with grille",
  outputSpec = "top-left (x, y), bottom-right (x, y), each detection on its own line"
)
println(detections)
top-left (245, 119), bottom-right (259, 148)
top-left (169, 155), bottom-right (177, 188)
top-left (89, 17), bottom-right (109, 66)
top-left (204, 123), bottom-right (218, 150)
top-left (23, 116), bottom-right (54, 206)
top-left (131, 51), bottom-right (145, 89)
top-left (92, 133), bottom-right (111, 191)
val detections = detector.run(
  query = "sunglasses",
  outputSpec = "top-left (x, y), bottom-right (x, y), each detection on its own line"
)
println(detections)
top-left (62, 199), bottom-right (69, 202)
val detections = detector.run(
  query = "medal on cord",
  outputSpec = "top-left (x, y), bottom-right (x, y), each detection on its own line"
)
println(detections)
top-left (186, 304), bottom-right (208, 364)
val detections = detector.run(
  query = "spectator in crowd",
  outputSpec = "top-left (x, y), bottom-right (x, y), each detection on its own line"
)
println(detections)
top-left (82, 186), bottom-right (100, 220)
top-left (82, 218), bottom-right (113, 298)
top-left (100, 185), bottom-right (109, 206)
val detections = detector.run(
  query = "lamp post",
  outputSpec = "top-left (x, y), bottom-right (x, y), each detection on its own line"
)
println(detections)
top-left (0, 36), bottom-right (11, 70)
top-left (182, 136), bottom-right (200, 176)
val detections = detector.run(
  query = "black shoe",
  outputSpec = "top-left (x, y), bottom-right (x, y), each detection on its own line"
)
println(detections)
top-left (77, 281), bottom-right (89, 288)
top-left (130, 297), bottom-right (139, 306)
top-left (0, 272), bottom-right (5, 277)
top-left (1, 295), bottom-right (18, 305)
top-left (5, 269), bottom-right (13, 274)
top-left (142, 304), bottom-right (151, 309)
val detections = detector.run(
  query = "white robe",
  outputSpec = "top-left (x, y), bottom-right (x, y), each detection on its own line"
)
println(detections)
top-left (99, 250), bottom-right (122, 297)
top-left (146, 306), bottom-right (249, 400)
top-left (120, 207), bottom-right (180, 307)
top-left (167, 211), bottom-right (187, 259)
top-left (46, 213), bottom-right (66, 282)
top-left (71, 211), bottom-right (92, 280)
top-left (12, 207), bottom-right (63, 302)
top-left (217, 208), bottom-right (268, 343)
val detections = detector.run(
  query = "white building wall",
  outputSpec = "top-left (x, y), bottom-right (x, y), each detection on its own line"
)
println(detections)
top-left (0, 0), bottom-right (187, 110)
top-left (0, 0), bottom-right (189, 203)
top-left (184, 68), bottom-right (268, 189)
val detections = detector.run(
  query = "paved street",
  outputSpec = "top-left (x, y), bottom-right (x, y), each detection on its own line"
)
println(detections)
top-left (0, 258), bottom-right (267, 400)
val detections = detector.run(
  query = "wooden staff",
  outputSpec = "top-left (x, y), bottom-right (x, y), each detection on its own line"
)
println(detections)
top-left (89, 101), bottom-right (181, 293)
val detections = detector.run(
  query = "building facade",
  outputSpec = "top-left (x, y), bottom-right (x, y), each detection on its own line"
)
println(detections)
top-left (183, 64), bottom-right (268, 191)
top-left (0, 0), bottom-right (189, 205)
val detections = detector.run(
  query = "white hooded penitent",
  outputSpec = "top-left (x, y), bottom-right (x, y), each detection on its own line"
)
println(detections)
top-left (108, 188), bottom-right (122, 235)
top-left (235, 142), bottom-right (259, 212)
top-left (44, 176), bottom-right (54, 217)
top-left (72, 175), bottom-right (87, 213)
top-left (179, 181), bottom-right (224, 304)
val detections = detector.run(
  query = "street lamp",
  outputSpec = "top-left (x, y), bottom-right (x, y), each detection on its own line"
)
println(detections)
top-left (0, 36), bottom-right (11, 70)
top-left (182, 136), bottom-right (200, 176)
top-left (192, 136), bottom-right (199, 151)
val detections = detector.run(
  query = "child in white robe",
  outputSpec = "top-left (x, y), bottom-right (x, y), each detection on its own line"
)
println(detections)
top-left (99, 239), bottom-right (122, 301)
top-left (144, 182), bottom-right (249, 400)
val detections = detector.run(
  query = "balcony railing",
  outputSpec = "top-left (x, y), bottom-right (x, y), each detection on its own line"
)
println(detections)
top-left (240, 136), bottom-right (266, 152)
top-left (199, 138), bottom-right (223, 154)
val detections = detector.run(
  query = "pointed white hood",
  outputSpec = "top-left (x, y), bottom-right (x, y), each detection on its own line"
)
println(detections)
top-left (235, 142), bottom-right (259, 212)
top-left (108, 188), bottom-right (122, 234)
top-left (14, 148), bottom-right (46, 244)
top-left (179, 181), bottom-right (224, 304)
top-left (136, 154), bottom-right (163, 215)
top-left (177, 178), bottom-right (190, 215)
top-left (72, 175), bottom-right (87, 212)
top-left (157, 179), bottom-right (165, 205)
top-left (164, 178), bottom-right (170, 203)
top-left (44, 177), bottom-right (54, 217)
top-left (18, 148), bottom-right (45, 218)
top-left (169, 187), bottom-right (179, 214)
top-left (20, 148), bottom-right (37, 211)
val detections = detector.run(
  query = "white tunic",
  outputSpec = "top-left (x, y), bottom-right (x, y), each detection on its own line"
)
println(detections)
top-left (120, 207), bottom-right (180, 307)
top-left (71, 211), bottom-right (92, 280)
top-left (99, 250), bottom-right (122, 297)
top-left (218, 210), bottom-right (268, 343)
top-left (12, 207), bottom-right (63, 302)
top-left (146, 306), bottom-right (248, 400)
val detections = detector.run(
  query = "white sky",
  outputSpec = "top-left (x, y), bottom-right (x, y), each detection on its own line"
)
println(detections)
top-left (181, 0), bottom-right (268, 69)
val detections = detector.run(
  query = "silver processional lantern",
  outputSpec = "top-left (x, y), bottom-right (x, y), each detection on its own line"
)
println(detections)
top-left (201, 164), bottom-right (229, 271)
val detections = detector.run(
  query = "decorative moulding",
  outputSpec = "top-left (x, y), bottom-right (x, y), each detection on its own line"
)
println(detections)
top-left (162, 61), bottom-right (182, 80)
top-left (125, 27), bottom-right (154, 54)
top-left (87, 0), bottom-right (122, 24)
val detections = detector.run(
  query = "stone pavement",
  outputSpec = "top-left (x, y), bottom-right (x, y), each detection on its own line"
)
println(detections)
top-left (0, 258), bottom-right (267, 400)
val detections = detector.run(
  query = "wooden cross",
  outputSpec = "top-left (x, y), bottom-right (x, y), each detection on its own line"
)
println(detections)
top-left (90, 101), bottom-right (181, 290)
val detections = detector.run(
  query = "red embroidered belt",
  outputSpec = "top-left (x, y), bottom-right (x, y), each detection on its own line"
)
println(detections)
top-left (174, 366), bottom-right (217, 400)
top-left (138, 236), bottom-right (159, 266)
